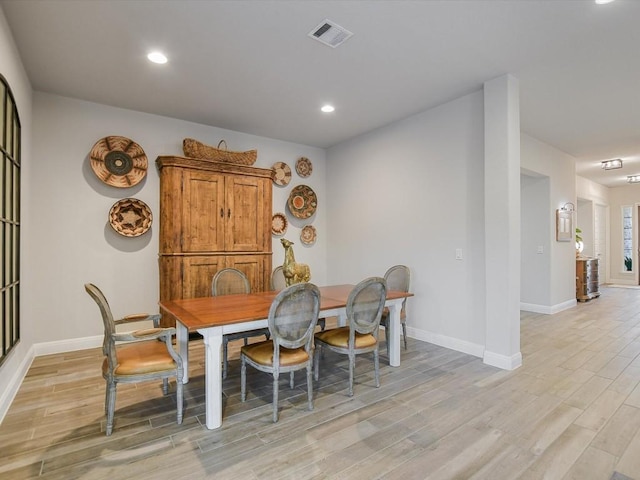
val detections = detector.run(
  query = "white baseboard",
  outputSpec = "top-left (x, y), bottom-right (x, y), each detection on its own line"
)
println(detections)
top-left (406, 326), bottom-right (485, 358)
top-left (0, 345), bottom-right (35, 426)
top-left (520, 298), bottom-right (576, 315)
top-left (32, 335), bottom-right (102, 357)
top-left (0, 335), bottom-right (103, 425)
top-left (483, 350), bottom-right (522, 370)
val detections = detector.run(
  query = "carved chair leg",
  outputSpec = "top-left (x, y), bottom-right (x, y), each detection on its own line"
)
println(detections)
top-left (176, 374), bottom-right (184, 424)
top-left (240, 356), bottom-right (247, 402)
top-left (223, 337), bottom-right (229, 379)
top-left (314, 345), bottom-right (321, 381)
top-left (307, 363), bottom-right (314, 411)
top-left (105, 381), bottom-right (117, 436)
top-left (348, 352), bottom-right (355, 397)
top-left (272, 372), bottom-right (279, 423)
top-left (402, 321), bottom-right (408, 350)
top-left (374, 348), bottom-right (380, 388)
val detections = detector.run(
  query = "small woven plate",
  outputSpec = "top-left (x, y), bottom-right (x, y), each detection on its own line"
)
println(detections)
top-left (90, 136), bottom-right (148, 188)
top-left (109, 198), bottom-right (152, 237)
top-left (296, 157), bottom-right (313, 178)
top-left (300, 225), bottom-right (317, 245)
top-left (272, 162), bottom-right (292, 186)
top-left (272, 212), bottom-right (288, 236)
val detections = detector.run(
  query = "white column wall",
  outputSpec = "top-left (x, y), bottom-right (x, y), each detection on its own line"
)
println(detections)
top-left (483, 75), bottom-right (521, 370)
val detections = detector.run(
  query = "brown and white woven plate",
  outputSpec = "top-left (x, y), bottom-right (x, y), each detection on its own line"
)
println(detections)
top-left (271, 212), bottom-right (288, 236)
top-left (300, 225), bottom-right (317, 245)
top-left (295, 157), bottom-right (313, 178)
top-left (90, 136), bottom-right (148, 188)
top-left (109, 198), bottom-right (152, 237)
top-left (272, 162), bottom-right (292, 186)
top-left (287, 184), bottom-right (317, 219)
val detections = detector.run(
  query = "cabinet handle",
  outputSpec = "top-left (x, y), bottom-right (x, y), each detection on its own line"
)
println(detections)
top-left (220, 208), bottom-right (223, 218)
top-left (228, 208), bottom-right (231, 218)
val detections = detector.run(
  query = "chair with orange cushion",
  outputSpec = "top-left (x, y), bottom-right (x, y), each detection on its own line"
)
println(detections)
top-left (84, 283), bottom-right (183, 436)
top-left (240, 283), bottom-right (320, 422)
top-left (314, 277), bottom-right (387, 396)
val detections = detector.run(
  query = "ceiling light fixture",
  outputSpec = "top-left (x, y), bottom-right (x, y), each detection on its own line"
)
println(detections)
top-left (321, 104), bottom-right (335, 113)
top-left (628, 175), bottom-right (640, 184)
top-left (595, 0), bottom-right (616, 4)
top-left (601, 159), bottom-right (623, 170)
top-left (147, 51), bottom-right (168, 64)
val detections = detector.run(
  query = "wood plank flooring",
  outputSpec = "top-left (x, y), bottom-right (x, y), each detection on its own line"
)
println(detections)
top-left (2, 286), bottom-right (640, 479)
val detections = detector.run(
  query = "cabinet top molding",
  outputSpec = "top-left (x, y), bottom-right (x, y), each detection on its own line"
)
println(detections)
top-left (156, 155), bottom-right (274, 180)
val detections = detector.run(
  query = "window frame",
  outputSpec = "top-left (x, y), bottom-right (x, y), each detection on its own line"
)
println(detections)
top-left (0, 73), bottom-right (21, 368)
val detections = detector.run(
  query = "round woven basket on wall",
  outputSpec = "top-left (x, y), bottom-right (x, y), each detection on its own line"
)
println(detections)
top-left (90, 136), bottom-right (148, 188)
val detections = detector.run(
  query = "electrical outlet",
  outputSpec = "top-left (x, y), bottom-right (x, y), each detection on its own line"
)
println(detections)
top-left (456, 248), bottom-right (463, 260)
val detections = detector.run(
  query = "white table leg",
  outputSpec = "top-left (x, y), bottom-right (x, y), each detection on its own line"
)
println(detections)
top-left (336, 311), bottom-right (348, 327)
top-left (199, 327), bottom-right (223, 429)
top-left (387, 301), bottom-right (401, 367)
top-left (176, 322), bottom-right (189, 383)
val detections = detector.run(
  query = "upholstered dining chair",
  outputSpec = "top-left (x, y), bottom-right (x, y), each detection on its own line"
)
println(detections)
top-left (271, 266), bottom-right (325, 330)
top-left (212, 268), bottom-right (270, 379)
top-left (314, 277), bottom-right (387, 396)
top-left (240, 283), bottom-right (321, 422)
top-left (84, 283), bottom-right (184, 436)
top-left (380, 265), bottom-right (411, 356)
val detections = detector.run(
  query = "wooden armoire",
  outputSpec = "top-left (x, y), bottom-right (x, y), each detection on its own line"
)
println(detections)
top-left (156, 156), bottom-right (273, 326)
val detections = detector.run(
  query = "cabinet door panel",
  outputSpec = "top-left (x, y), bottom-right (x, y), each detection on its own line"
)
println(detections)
top-left (226, 176), bottom-right (267, 252)
top-left (225, 255), bottom-right (267, 293)
top-left (183, 256), bottom-right (225, 298)
top-left (183, 171), bottom-right (225, 252)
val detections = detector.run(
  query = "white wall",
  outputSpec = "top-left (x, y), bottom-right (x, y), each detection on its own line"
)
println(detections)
top-left (29, 92), bottom-right (327, 345)
top-left (326, 91), bottom-right (487, 355)
top-left (521, 173), bottom-right (550, 308)
top-left (0, 6), bottom-right (33, 422)
top-left (520, 134), bottom-right (576, 311)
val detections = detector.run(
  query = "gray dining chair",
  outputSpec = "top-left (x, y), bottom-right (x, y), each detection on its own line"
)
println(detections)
top-left (270, 265), bottom-right (287, 291)
top-left (240, 282), bottom-right (321, 422)
top-left (212, 268), bottom-right (270, 379)
top-left (272, 265), bottom-right (326, 330)
top-left (380, 265), bottom-right (411, 355)
top-left (314, 277), bottom-right (387, 396)
top-left (85, 283), bottom-right (184, 436)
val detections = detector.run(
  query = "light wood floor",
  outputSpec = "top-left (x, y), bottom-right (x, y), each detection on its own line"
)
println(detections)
top-left (2, 287), bottom-right (640, 479)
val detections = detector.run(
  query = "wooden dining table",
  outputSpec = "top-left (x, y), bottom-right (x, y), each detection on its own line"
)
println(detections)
top-left (159, 284), bottom-right (413, 429)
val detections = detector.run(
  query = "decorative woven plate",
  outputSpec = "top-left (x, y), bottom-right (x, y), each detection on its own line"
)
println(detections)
top-left (272, 162), bottom-right (292, 186)
top-left (90, 136), bottom-right (148, 188)
top-left (287, 184), bottom-right (317, 219)
top-left (109, 198), bottom-right (152, 237)
top-left (296, 157), bottom-right (313, 178)
top-left (272, 212), bottom-right (288, 236)
top-left (300, 225), bottom-right (317, 245)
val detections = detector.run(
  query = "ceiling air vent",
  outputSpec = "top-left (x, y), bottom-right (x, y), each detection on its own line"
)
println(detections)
top-left (308, 19), bottom-right (353, 48)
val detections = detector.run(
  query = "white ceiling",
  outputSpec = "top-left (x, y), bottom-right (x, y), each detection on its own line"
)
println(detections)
top-left (2, 0), bottom-right (639, 188)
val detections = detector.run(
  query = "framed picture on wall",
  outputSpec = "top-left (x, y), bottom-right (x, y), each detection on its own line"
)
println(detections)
top-left (556, 209), bottom-right (572, 242)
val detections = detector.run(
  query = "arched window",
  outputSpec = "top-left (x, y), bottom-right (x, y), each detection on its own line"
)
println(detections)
top-left (0, 74), bottom-right (20, 367)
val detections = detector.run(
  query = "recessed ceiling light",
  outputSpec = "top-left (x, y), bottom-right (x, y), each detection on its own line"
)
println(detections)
top-left (628, 175), bottom-right (640, 184)
top-left (321, 104), bottom-right (335, 113)
top-left (147, 51), bottom-right (168, 64)
top-left (595, 0), bottom-right (615, 4)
